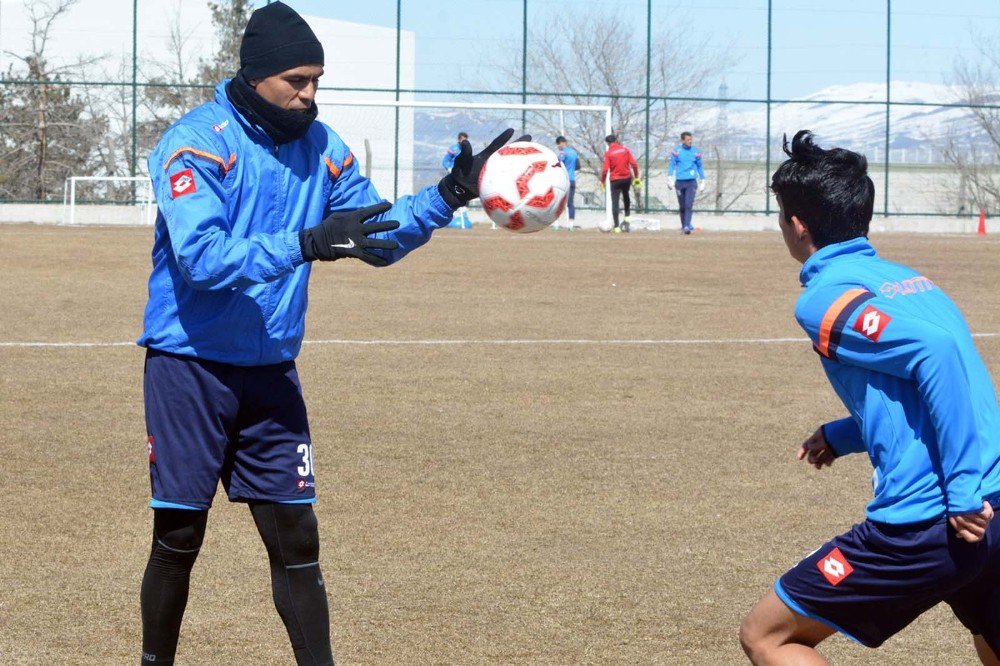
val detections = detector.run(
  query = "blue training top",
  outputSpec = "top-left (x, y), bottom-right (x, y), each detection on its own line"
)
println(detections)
top-left (558, 145), bottom-right (579, 182)
top-left (138, 80), bottom-right (454, 366)
top-left (442, 142), bottom-right (461, 170)
top-left (796, 237), bottom-right (1000, 524)
top-left (668, 144), bottom-right (704, 181)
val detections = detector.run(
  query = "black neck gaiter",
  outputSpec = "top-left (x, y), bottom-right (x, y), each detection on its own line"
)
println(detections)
top-left (226, 72), bottom-right (318, 145)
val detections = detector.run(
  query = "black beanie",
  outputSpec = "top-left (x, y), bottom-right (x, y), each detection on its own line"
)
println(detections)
top-left (240, 2), bottom-right (324, 80)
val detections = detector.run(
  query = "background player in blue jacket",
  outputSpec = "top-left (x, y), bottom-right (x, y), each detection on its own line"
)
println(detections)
top-left (137, 4), bottom-right (522, 664)
top-left (556, 135), bottom-right (578, 228)
top-left (740, 130), bottom-right (1000, 665)
top-left (442, 131), bottom-right (468, 171)
top-left (667, 132), bottom-right (705, 234)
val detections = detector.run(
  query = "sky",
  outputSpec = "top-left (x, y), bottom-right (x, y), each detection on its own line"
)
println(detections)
top-left (284, 0), bottom-right (999, 102)
top-left (1, 0), bottom-right (995, 102)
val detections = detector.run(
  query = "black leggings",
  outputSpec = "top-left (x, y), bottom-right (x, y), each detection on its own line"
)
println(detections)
top-left (610, 178), bottom-right (632, 226)
top-left (140, 505), bottom-right (334, 665)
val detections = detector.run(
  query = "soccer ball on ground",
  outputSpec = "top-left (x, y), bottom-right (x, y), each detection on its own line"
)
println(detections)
top-left (478, 141), bottom-right (570, 233)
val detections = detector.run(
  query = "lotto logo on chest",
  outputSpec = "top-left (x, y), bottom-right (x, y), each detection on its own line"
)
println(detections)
top-left (853, 305), bottom-right (891, 342)
top-left (169, 168), bottom-right (197, 198)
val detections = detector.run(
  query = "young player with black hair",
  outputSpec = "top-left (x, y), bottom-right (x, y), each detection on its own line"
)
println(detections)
top-left (740, 130), bottom-right (1000, 665)
top-left (137, 3), bottom-right (522, 664)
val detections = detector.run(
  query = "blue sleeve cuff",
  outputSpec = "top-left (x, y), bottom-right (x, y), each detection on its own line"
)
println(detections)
top-left (427, 185), bottom-right (458, 220)
top-left (822, 417), bottom-right (865, 457)
top-left (284, 230), bottom-right (305, 267)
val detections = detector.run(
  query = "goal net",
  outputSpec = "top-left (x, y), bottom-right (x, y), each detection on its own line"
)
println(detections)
top-left (62, 176), bottom-right (156, 226)
top-left (61, 101), bottom-right (618, 230)
top-left (313, 95), bottom-right (614, 230)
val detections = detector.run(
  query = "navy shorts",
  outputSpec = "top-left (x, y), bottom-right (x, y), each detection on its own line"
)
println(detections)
top-left (776, 494), bottom-right (1000, 650)
top-left (143, 348), bottom-right (317, 510)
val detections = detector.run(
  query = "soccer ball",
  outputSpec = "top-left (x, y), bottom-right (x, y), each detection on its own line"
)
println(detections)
top-left (478, 141), bottom-right (570, 233)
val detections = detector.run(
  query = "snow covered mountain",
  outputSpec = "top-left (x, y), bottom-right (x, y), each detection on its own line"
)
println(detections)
top-left (412, 81), bottom-right (988, 167)
top-left (716, 81), bottom-right (981, 155)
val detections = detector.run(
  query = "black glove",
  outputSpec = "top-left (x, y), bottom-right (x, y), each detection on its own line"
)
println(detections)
top-left (438, 129), bottom-right (533, 208)
top-left (299, 201), bottom-right (400, 266)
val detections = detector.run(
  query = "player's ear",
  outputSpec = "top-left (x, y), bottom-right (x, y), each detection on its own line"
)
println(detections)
top-left (790, 215), bottom-right (810, 242)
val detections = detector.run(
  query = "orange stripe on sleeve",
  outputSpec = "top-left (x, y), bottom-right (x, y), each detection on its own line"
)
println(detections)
top-left (163, 147), bottom-right (236, 175)
top-left (817, 288), bottom-right (869, 358)
top-left (324, 152), bottom-right (355, 181)
top-left (323, 156), bottom-right (340, 179)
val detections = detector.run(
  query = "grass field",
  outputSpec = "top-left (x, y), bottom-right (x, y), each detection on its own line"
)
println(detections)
top-left (2, 224), bottom-right (999, 665)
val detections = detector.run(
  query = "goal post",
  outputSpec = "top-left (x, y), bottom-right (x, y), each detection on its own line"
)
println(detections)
top-left (313, 95), bottom-right (614, 230)
top-left (62, 176), bottom-right (156, 226)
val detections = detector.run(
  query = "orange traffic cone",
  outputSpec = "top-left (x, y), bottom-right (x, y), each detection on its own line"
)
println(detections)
top-left (978, 209), bottom-right (987, 236)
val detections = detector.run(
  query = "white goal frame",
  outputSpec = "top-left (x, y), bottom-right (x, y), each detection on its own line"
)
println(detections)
top-left (62, 176), bottom-right (156, 226)
top-left (315, 97), bottom-right (614, 229)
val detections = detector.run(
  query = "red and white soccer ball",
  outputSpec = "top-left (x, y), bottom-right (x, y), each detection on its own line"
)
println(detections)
top-left (478, 141), bottom-right (570, 233)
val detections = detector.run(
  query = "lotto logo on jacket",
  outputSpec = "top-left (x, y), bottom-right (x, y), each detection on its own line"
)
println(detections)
top-left (853, 305), bottom-right (891, 342)
top-left (169, 169), bottom-right (197, 198)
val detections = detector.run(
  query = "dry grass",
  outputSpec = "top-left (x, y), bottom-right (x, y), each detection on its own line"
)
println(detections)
top-left (1, 224), bottom-right (999, 665)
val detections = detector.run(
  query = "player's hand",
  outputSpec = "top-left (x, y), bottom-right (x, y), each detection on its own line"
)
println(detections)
top-left (950, 502), bottom-right (994, 543)
top-left (698, 180), bottom-right (707, 191)
top-left (797, 427), bottom-right (835, 470)
top-left (299, 201), bottom-right (400, 266)
top-left (438, 129), bottom-right (531, 208)
top-left (667, 181), bottom-right (674, 190)
top-left (632, 177), bottom-right (643, 189)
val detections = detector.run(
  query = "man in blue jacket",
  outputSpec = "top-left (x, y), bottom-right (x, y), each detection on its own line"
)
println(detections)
top-left (667, 131), bottom-right (705, 234)
top-left (739, 130), bottom-right (1000, 664)
top-left (442, 131), bottom-right (468, 172)
top-left (556, 135), bottom-right (579, 228)
top-left (137, 4), bottom-right (521, 664)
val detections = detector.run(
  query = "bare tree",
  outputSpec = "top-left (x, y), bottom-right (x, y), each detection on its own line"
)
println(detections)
top-left (197, 0), bottom-right (254, 85)
top-left (491, 10), bottom-right (752, 213)
top-left (501, 12), bottom-right (726, 172)
top-left (141, 0), bottom-right (253, 141)
top-left (943, 33), bottom-right (1000, 214)
top-left (0, 0), bottom-right (105, 200)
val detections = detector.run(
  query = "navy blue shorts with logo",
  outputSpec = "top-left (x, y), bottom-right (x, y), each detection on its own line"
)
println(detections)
top-left (776, 493), bottom-right (1000, 650)
top-left (144, 348), bottom-right (317, 510)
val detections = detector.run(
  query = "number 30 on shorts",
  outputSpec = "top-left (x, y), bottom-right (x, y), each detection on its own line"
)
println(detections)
top-left (296, 443), bottom-right (314, 477)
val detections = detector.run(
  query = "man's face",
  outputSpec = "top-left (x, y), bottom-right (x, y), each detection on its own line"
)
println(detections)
top-left (682, 135), bottom-right (693, 147)
top-left (251, 64), bottom-right (324, 112)
top-left (556, 140), bottom-right (566, 149)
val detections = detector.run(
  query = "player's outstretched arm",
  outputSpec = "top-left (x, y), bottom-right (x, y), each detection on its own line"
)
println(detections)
top-left (797, 427), bottom-right (835, 470)
top-left (437, 129), bottom-right (530, 208)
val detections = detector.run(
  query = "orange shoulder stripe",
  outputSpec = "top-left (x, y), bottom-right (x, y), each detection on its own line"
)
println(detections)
top-left (324, 152), bottom-right (355, 180)
top-left (163, 147), bottom-right (237, 175)
top-left (816, 288), bottom-right (869, 358)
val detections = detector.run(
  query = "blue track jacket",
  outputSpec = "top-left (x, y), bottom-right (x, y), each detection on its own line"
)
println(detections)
top-left (797, 238), bottom-right (1000, 524)
top-left (668, 144), bottom-right (704, 181)
top-left (442, 142), bottom-right (461, 170)
top-left (558, 145), bottom-right (579, 182)
top-left (138, 80), bottom-right (455, 366)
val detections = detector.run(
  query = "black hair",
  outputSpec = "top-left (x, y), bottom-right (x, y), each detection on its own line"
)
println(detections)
top-left (458, 132), bottom-right (468, 140)
top-left (680, 131), bottom-right (692, 139)
top-left (555, 135), bottom-right (567, 144)
top-left (605, 134), bottom-right (617, 143)
top-left (771, 130), bottom-right (874, 248)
